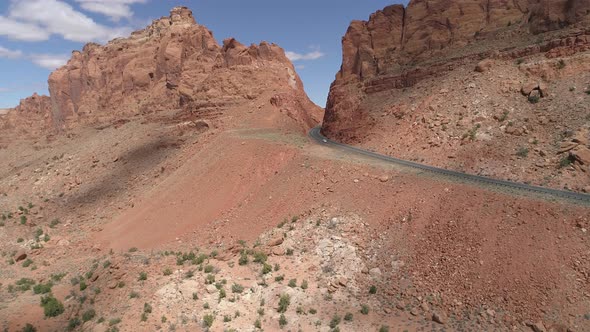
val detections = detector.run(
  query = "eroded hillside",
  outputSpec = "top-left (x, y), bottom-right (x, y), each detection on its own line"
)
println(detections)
top-left (323, 0), bottom-right (590, 192)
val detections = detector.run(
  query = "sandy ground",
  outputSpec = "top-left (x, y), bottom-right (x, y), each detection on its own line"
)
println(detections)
top-left (1, 106), bottom-right (589, 331)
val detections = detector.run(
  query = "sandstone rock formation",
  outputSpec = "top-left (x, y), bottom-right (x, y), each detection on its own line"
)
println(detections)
top-left (323, 0), bottom-right (590, 138)
top-left (0, 93), bottom-right (52, 134)
top-left (322, 0), bottom-right (590, 191)
top-left (6, 7), bottom-right (320, 134)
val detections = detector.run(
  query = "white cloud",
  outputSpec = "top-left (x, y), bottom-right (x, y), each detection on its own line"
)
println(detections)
top-left (0, 16), bottom-right (50, 41)
top-left (0, 0), bottom-right (134, 43)
top-left (295, 64), bottom-right (305, 70)
top-left (29, 54), bottom-right (70, 70)
top-left (0, 44), bottom-right (69, 70)
top-left (0, 46), bottom-right (23, 59)
top-left (286, 50), bottom-right (325, 61)
top-left (76, 0), bottom-right (147, 22)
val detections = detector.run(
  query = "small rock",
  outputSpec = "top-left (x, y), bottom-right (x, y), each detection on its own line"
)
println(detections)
top-left (267, 236), bottom-right (284, 247)
top-left (527, 321), bottom-right (547, 332)
top-left (522, 82), bottom-right (539, 96)
top-left (206, 285), bottom-right (217, 294)
top-left (14, 250), bottom-right (27, 262)
top-left (369, 267), bottom-right (382, 278)
top-left (378, 175), bottom-right (390, 183)
top-left (337, 277), bottom-right (348, 287)
top-left (432, 311), bottom-right (447, 324)
top-left (475, 59), bottom-right (494, 73)
top-left (272, 247), bottom-right (286, 256)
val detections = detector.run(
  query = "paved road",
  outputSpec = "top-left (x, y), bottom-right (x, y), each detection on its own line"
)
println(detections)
top-left (309, 126), bottom-right (590, 204)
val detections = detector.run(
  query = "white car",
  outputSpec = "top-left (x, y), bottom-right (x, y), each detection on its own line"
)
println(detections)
top-left (322, 139), bottom-right (327, 143)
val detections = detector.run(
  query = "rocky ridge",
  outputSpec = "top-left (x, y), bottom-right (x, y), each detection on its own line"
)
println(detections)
top-left (2, 7), bottom-right (321, 134)
top-left (323, 0), bottom-right (590, 191)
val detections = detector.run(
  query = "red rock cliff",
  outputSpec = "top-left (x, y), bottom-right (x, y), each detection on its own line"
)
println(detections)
top-left (43, 7), bottom-right (319, 131)
top-left (0, 93), bottom-right (52, 134)
top-left (323, 0), bottom-right (590, 138)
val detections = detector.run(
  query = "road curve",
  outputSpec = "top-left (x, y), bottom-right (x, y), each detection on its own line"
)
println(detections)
top-left (309, 126), bottom-right (590, 204)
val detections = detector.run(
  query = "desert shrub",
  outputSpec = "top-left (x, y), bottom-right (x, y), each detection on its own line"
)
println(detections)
top-left (261, 263), bottom-right (272, 274)
top-left (344, 312), bottom-right (353, 321)
top-left (360, 304), bottom-right (369, 315)
top-left (516, 147), bottom-right (529, 157)
top-left (203, 314), bottom-right (214, 328)
top-left (253, 251), bottom-right (267, 263)
top-left (67, 318), bottom-right (81, 331)
top-left (33, 282), bottom-right (53, 294)
top-left (41, 295), bottom-right (64, 317)
top-left (82, 309), bottom-right (96, 322)
top-left (138, 272), bottom-right (147, 281)
top-left (279, 314), bottom-right (287, 328)
top-left (238, 252), bottom-right (249, 265)
top-left (16, 278), bottom-right (35, 291)
top-left (231, 283), bottom-right (244, 293)
top-left (559, 156), bottom-right (573, 168)
top-left (369, 285), bottom-right (377, 294)
top-left (301, 279), bottom-right (308, 289)
top-left (329, 314), bottom-right (341, 328)
top-left (278, 294), bottom-right (290, 313)
top-left (22, 324), bottom-right (36, 332)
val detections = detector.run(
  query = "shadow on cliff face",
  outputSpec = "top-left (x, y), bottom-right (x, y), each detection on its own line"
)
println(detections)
top-left (61, 136), bottom-right (182, 208)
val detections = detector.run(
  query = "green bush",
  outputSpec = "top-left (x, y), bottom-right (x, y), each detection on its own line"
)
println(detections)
top-left (300, 279), bottom-right (308, 289)
top-left (163, 268), bottom-right (172, 276)
top-left (82, 309), bottom-right (96, 322)
top-left (261, 263), bottom-right (272, 274)
top-left (231, 283), bottom-right (244, 293)
top-left (253, 251), bottom-right (267, 263)
top-left (369, 285), bottom-right (377, 294)
top-left (22, 259), bottom-right (33, 268)
top-left (67, 318), bottom-right (81, 331)
top-left (329, 314), bottom-right (341, 328)
top-left (279, 314), bottom-right (287, 328)
top-left (360, 304), bottom-right (369, 315)
top-left (238, 252), bottom-right (249, 265)
top-left (344, 312), bottom-right (353, 321)
top-left (278, 294), bottom-right (290, 313)
top-left (203, 314), bottom-right (214, 328)
top-left (33, 282), bottom-right (53, 294)
top-left (22, 324), bottom-right (37, 332)
top-left (40, 295), bottom-right (65, 317)
top-left (516, 147), bottom-right (529, 157)
top-left (15, 278), bottom-right (36, 291)
top-left (138, 272), bottom-right (147, 281)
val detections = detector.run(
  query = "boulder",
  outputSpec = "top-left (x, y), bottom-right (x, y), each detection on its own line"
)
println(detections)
top-left (475, 59), bottom-right (494, 73)
top-left (14, 250), bottom-right (27, 262)
top-left (571, 147), bottom-right (590, 165)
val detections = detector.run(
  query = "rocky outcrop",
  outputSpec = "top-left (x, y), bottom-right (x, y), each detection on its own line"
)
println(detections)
top-left (11, 7), bottom-right (319, 133)
top-left (0, 93), bottom-right (52, 134)
top-left (323, 0), bottom-right (590, 139)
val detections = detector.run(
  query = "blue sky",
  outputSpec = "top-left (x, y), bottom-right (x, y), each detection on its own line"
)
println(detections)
top-left (0, 0), bottom-right (406, 108)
